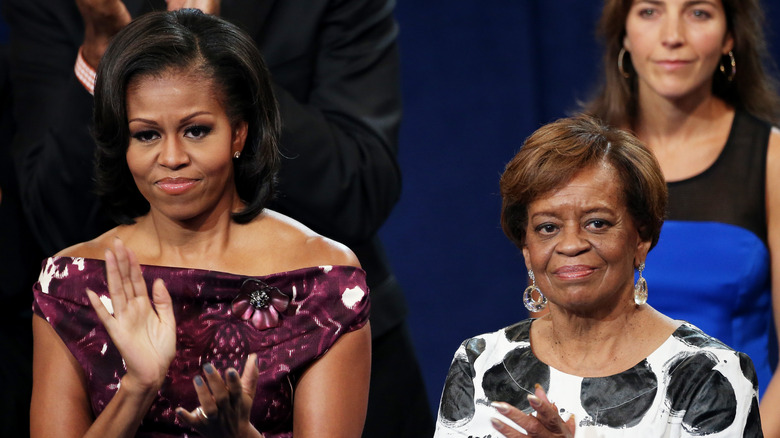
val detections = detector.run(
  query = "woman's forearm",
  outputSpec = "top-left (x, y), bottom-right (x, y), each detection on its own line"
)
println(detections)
top-left (760, 375), bottom-right (780, 437)
top-left (80, 375), bottom-right (161, 438)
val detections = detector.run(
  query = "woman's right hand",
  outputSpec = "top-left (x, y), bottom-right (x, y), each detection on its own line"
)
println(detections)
top-left (86, 238), bottom-right (177, 392)
top-left (491, 385), bottom-right (575, 438)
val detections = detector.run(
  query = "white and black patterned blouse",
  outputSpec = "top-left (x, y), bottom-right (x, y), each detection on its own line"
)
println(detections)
top-left (435, 319), bottom-right (762, 437)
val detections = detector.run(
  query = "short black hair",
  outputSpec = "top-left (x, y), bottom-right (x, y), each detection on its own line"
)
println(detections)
top-left (93, 8), bottom-right (280, 224)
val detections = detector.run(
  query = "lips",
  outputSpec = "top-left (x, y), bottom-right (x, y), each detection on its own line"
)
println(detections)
top-left (155, 177), bottom-right (199, 195)
top-left (553, 265), bottom-right (596, 279)
top-left (655, 60), bottom-right (692, 71)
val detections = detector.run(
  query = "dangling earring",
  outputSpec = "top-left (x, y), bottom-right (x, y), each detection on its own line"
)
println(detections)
top-left (233, 151), bottom-right (241, 159)
top-left (719, 51), bottom-right (736, 82)
top-left (618, 48), bottom-right (631, 79)
top-left (523, 269), bottom-right (547, 312)
top-left (634, 262), bottom-right (648, 306)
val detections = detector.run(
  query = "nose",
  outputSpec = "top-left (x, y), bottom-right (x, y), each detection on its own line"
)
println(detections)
top-left (157, 136), bottom-right (190, 170)
top-left (661, 14), bottom-right (685, 49)
top-left (556, 226), bottom-right (590, 256)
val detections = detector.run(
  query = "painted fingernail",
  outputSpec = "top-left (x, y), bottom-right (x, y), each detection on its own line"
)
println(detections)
top-left (204, 363), bottom-right (215, 374)
top-left (534, 383), bottom-right (543, 391)
top-left (194, 376), bottom-right (204, 386)
top-left (491, 401), bottom-right (510, 414)
top-left (528, 394), bottom-right (542, 408)
top-left (490, 417), bottom-right (505, 431)
top-left (228, 369), bottom-right (239, 379)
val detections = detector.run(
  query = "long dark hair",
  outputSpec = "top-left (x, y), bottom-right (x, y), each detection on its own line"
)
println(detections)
top-left (93, 9), bottom-right (280, 224)
top-left (585, 0), bottom-right (780, 127)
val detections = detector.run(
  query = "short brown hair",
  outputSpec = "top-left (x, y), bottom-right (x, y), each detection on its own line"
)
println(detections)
top-left (500, 115), bottom-right (667, 249)
top-left (586, 0), bottom-right (780, 127)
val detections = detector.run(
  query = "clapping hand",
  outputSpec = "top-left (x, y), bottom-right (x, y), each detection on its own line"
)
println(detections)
top-left (76, 0), bottom-right (221, 69)
top-left (166, 0), bottom-right (221, 15)
top-left (176, 354), bottom-right (262, 438)
top-left (491, 385), bottom-right (575, 438)
top-left (86, 238), bottom-right (177, 392)
top-left (75, 0), bottom-right (131, 67)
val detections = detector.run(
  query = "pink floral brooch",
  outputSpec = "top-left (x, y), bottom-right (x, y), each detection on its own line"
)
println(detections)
top-left (231, 279), bottom-right (290, 330)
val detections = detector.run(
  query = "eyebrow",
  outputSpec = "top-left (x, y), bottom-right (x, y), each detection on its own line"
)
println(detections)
top-left (529, 207), bottom-right (615, 219)
top-left (128, 111), bottom-right (213, 125)
top-left (633, 0), bottom-right (718, 6)
top-left (684, 0), bottom-right (718, 6)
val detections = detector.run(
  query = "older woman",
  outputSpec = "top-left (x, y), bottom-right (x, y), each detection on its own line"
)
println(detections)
top-left (434, 116), bottom-right (761, 437)
top-left (30, 10), bottom-right (370, 438)
top-left (586, 1), bottom-right (780, 433)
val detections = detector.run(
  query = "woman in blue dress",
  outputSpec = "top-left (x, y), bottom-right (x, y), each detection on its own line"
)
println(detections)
top-left (586, 0), bottom-right (780, 434)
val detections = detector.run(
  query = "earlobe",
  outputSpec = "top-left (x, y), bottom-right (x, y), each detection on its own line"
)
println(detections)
top-left (232, 121), bottom-right (248, 156)
top-left (635, 239), bottom-right (651, 268)
top-left (723, 32), bottom-right (734, 54)
top-left (522, 246), bottom-right (532, 271)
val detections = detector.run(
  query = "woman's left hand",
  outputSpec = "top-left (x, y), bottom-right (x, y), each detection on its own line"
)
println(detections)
top-left (176, 353), bottom-right (262, 438)
top-left (491, 385), bottom-right (575, 438)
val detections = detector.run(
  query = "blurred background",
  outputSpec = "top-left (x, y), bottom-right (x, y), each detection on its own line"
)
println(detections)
top-left (384, 0), bottom-right (780, 417)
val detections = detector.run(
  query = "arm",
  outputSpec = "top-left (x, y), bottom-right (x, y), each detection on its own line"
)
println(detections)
top-left (31, 315), bottom-right (94, 437)
top-left (31, 316), bottom-right (161, 438)
top-left (292, 324), bottom-right (372, 437)
top-left (32, 240), bottom-right (177, 438)
top-left (269, 0), bottom-right (402, 245)
top-left (759, 128), bottom-right (780, 437)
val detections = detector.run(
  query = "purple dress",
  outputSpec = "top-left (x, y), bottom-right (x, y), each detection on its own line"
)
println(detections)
top-left (33, 257), bottom-right (370, 437)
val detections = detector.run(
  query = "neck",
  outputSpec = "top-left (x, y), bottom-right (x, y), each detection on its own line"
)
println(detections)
top-left (633, 84), bottom-right (730, 150)
top-left (539, 297), bottom-right (650, 376)
top-left (135, 198), bottom-right (243, 269)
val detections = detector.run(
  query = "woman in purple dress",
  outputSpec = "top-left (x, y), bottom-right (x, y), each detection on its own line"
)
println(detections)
top-left (30, 9), bottom-right (370, 438)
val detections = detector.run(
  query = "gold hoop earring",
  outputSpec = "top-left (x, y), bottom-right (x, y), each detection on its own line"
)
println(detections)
top-left (618, 48), bottom-right (631, 79)
top-left (634, 262), bottom-right (648, 305)
top-left (719, 51), bottom-right (736, 82)
top-left (523, 269), bottom-right (547, 312)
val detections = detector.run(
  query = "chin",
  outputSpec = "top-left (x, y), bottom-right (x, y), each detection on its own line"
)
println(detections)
top-left (150, 204), bottom-right (206, 222)
top-left (653, 79), bottom-right (713, 102)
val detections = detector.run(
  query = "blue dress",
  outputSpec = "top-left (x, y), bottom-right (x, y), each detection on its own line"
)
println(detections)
top-left (644, 110), bottom-right (776, 398)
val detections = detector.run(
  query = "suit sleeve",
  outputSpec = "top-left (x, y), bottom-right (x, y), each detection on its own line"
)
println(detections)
top-left (269, 0), bottom-right (402, 246)
top-left (4, 0), bottom-right (112, 255)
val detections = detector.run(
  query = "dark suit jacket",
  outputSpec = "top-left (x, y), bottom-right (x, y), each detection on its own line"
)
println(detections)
top-left (3, 0), bottom-right (407, 337)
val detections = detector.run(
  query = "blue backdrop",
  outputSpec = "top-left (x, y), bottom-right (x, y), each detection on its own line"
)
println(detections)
top-left (384, 0), bottom-right (780, 416)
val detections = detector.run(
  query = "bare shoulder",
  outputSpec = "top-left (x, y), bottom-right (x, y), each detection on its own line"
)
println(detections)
top-left (769, 127), bottom-right (780, 162)
top-left (54, 226), bottom-right (132, 259)
top-left (302, 233), bottom-right (361, 268)
top-left (248, 210), bottom-right (361, 270)
top-left (767, 128), bottom-right (780, 201)
top-left (766, 128), bottom-right (780, 242)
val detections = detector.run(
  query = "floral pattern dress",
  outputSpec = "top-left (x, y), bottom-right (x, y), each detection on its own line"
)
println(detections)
top-left (33, 257), bottom-right (370, 438)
